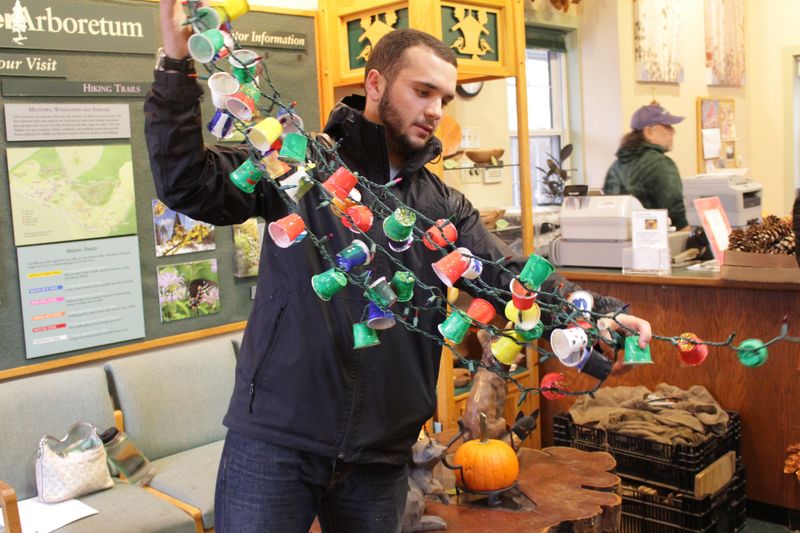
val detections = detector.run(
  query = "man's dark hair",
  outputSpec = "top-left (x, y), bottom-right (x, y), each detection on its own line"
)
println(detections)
top-left (364, 29), bottom-right (458, 85)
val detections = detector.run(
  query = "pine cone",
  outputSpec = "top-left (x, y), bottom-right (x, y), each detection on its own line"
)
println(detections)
top-left (785, 442), bottom-right (800, 479)
top-left (727, 217), bottom-right (795, 255)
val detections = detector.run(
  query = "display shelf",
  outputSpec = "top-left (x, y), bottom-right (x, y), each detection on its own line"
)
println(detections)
top-left (489, 225), bottom-right (521, 233)
top-left (443, 163), bottom-right (520, 171)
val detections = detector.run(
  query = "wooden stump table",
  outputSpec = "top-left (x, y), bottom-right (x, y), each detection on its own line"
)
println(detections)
top-left (310, 446), bottom-right (620, 533)
top-left (425, 446), bottom-right (621, 533)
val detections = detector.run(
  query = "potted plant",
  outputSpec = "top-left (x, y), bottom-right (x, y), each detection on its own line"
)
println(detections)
top-left (537, 143), bottom-right (575, 206)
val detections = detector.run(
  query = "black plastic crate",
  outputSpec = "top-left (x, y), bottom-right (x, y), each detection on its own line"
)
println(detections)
top-left (553, 411), bottom-right (740, 469)
top-left (620, 465), bottom-right (746, 533)
top-left (554, 438), bottom-right (729, 493)
top-left (553, 411), bottom-right (741, 491)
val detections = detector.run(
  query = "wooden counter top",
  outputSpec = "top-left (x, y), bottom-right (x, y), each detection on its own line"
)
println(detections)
top-left (560, 266), bottom-right (800, 291)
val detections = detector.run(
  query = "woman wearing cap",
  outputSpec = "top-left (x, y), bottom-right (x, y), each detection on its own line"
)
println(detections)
top-left (603, 103), bottom-right (689, 230)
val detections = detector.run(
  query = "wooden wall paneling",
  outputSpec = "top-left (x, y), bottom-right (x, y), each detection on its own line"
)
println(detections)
top-left (539, 279), bottom-right (800, 509)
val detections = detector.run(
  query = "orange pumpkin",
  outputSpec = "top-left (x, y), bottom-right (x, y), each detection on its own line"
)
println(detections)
top-left (453, 413), bottom-right (519, 492)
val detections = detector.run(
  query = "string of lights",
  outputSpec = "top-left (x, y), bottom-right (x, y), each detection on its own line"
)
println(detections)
top-left (181, 1), bottom-right (795, 405)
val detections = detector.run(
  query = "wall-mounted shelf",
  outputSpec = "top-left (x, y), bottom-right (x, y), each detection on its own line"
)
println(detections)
top-left (443, 163), bottom-right (519, 171)
top-left (489, 225), bottom-right (521, 233)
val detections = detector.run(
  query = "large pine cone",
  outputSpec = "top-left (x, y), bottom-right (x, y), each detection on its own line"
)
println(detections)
top-left (727, 216), bottom-right (795, 255)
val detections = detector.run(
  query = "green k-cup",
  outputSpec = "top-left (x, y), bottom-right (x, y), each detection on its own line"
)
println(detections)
top-left (239, 81), bottom-right (261, 102)
top-left (187, 28), bottom-right (226, 64)
top-left (391, 271), bottom-right (415, 302)
top-left (279, 132), bottom-right (308, 164)
top-left (311, 268), bottom-right (347, 301)
top-left (519, 254), bottom-right (554, 290)
top-left (737, 338), bottom-right (768, 367)
top-left (229, 49), bottom-right (259, 84)
top-left (516, 321), bottom-right (544, 342)
top-left (623, 335), bottom-right (653, 364)
top-left (382, 207), bottom-right (416, 242)
top-left (437, 310), bottom-right (471, 344)
top-left (352, 322), bottom-right (380, 349)
top-left (364, 276), bottom-right (397, 307)
top-left (229, 158), bottom-right (266, 193)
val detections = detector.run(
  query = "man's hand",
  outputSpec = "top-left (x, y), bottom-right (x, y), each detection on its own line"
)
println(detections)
top-left (596, 313), bottom-right (652, 375)
top-left (160, 0), bottom-right (194, 59)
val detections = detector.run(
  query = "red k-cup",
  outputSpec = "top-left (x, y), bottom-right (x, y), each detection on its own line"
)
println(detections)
top-left (677, 332), bottom-right (708, 366)
top-left (267, 213), bottom-right (305, 248)
top-left (509, 278), bottom-right (535, 310)
top-left (431, 249), bottom-right (470, 287)
top-left (225, 91), bottom-right (255, 121)
top-left (466, 298), bottom-right (495, 325)
top-left (341, 205), bottom-right (374, 233)
top-left (323, 167), bottom-right (358, 200)
top-left (540, 372), bottom-right (568, 400)
top-left (422, 219), bottom-right (458, 250)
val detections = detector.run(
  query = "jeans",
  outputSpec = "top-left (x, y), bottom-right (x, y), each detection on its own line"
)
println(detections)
top-left (214, 430), bottom-right (409, 533)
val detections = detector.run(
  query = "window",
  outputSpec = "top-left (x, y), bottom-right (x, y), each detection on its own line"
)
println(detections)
top-left (507, 47), bottom-right (569, 206)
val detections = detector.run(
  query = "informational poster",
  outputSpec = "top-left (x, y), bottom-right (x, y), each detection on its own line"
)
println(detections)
top-left (232, 218), bottom-right (265, 277)
top-left (152, 199), bottom-right (215, 257)
top-left (4, 103), bottom-right (131, 141)
top-left (17, 236), bottom-right (145, 359)
top-left (630, 210), bottom-right (671, 274)
top-left (157, 259), bottom-right (221, 323)
top-left (7, 144), bottom-right (136, 246)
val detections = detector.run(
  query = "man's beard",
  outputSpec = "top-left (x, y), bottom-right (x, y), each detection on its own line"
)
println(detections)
top-left (378, 89), bottom-right (425, 156)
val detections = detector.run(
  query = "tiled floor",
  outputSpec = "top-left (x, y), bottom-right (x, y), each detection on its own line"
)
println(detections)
top-left (745, 518), bottom-right (793, 532)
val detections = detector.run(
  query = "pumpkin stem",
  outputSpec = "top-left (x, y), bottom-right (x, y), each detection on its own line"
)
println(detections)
top-left (479, 412), bottom-right (488, 444)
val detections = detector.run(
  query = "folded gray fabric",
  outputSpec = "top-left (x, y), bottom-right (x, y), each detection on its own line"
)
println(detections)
top-left (569, 383), bottom-right (729, 446)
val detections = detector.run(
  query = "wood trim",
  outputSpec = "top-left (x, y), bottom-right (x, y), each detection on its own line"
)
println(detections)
top-left (114, 409), bottom-right (125, 432)
top-left (0, 480), bottom-right (21, 533)
top-left (696, 96), bottom-right (704, 173)
top-left (436, 345), bottom-right (457, 430)
top-left (559, 268), bottom-right (800, 291)
top-left (144, 486), bottom-right (206, 533)
top-left (0, 321), bottom-right (247, 383)
top-left (313, 10), bottom-right (327, 131)
top-left (139, 0), bottom-right (316, 18)
top-left (330, 0), bottom-right (405, 18)
top-left (511, 0), bottom-right (534, 255)
top-left (246, 5), bottom-right (317, 17)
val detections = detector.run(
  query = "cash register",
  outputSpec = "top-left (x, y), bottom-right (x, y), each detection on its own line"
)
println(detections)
top-left (549, 195), bottom-right (689, 268)
top-left (549, 195), bottom-right (641, 268)
top-left (682, 169), bottom-right (762, 227)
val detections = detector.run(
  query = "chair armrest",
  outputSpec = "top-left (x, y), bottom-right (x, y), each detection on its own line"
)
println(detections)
top-left (0, 479), bottom-right (22, 533)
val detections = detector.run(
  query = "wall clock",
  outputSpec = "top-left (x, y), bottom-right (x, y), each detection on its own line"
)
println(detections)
top-left (456, 81), bottom-right (484, 97)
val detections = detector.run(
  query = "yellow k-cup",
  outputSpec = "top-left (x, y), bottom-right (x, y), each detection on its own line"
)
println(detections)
top-left (212, 0), bottom-right (250, 21)
top-left (249, 117), bottom-right (283, 152)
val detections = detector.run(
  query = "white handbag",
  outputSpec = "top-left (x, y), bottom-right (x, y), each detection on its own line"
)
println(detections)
top-left (35, 422), bottom-right (114, 503)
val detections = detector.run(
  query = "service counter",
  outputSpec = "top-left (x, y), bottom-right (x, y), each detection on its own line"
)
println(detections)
top-left (543, 267), bottom-right (800, 510)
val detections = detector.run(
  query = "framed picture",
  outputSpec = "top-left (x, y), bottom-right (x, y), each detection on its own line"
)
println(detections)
top-left (696, 97), bottom-right (736, 172)
top-left (704, 0), bottom-right (746, 87)
top-left (692, 196), bottom-right (731, 266)
top-left (634, 0), bottom-right (684, 83)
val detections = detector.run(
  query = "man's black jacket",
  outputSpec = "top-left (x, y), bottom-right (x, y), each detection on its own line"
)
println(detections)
top-left (144, 71), bottom-right (622, 464)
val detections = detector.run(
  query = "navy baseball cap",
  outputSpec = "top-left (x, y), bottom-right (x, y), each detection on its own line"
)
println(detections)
top-left (630, 104), bottom-right (684, 130)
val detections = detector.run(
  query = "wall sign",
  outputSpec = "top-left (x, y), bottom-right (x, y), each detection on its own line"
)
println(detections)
top-left (0, 0), bottom-right (155, 54)
top-left (2, 79), bottom-right (150, 97)
top-left (228, 29), bottom-right (308, 50)
top-left (0, 50), bottom-right (64, 76)
top-left (4, 103), bottom-right (131, 140)
top-left (17, 235), bottom-right (146, 359)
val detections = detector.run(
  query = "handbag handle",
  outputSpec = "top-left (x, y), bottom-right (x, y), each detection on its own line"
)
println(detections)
top-left (39, 422), bottom-right (102, 457)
